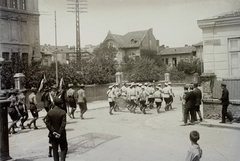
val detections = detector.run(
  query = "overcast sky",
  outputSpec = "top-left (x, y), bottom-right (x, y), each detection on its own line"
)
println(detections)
top-left (39, 0), bottom-right (240, 48)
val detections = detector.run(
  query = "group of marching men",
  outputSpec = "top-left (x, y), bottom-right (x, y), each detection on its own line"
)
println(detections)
top-left (7, 83), bottom-right (87, 160)
top-left (107, 82), bottom-right (174, 115)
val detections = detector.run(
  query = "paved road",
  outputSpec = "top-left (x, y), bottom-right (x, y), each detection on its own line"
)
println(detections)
top-left (9, 87), bottom-right (240, 161)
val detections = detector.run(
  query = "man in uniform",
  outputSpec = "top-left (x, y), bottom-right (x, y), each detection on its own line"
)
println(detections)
top-left (45, 97), bottom-right (68, 161)
top-left (27, 87), bottom-right (39, 129)
top-left (76, 84), bottom-right (87, 119)
top-left (219, 83), bottom-right (234, 124)
top-left (162, 83), bottom-right (170, 111)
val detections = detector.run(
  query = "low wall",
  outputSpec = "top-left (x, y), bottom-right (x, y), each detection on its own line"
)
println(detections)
top-left (203, 99), bottom-right (240, 120)
top-left (23, 84), bottom-right (111, 109)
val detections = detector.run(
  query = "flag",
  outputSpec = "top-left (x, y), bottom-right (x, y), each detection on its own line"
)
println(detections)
top-left (59, 77), bottom-right (64, 91)
top-left (38, 74), bottom-right (47, 92)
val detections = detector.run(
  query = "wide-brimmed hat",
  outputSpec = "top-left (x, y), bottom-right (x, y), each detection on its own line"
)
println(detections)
top-left (19, 88), bottom-right (27, 93)
top-left (31, 87), bottom-right (37, 91)
top-left (9, 89), bottom-right (19, 94)
top-left (109, 85), bottom-right (112, 89)
top-left (68, 83), bottom-right (74, 87)
top-left (164, 83), bottom-right (168, 86)
top-left (51, 84), bottom-right (58, 89)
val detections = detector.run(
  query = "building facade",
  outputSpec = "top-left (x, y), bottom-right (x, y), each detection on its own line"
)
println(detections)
top-left (158, 45), bottom-right (197, 67)
top-left (103, 28), bottom-right (159, 63)
top-left (198, 10), bottom-right (240, 79)
top-left (0, 0), bottom-right (41, 64)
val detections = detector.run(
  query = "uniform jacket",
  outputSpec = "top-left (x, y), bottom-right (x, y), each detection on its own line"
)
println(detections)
top-left (194, 88), bottom-right (202, 106)
top-left (220, 88), bottom-right (229, 106)
top-left (45, 106), bottom-right (67, 138)
top-left (185, 91), bottom-right (196, 109)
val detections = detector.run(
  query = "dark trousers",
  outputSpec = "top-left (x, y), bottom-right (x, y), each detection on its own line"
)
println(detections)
top-left (184, 108), bottom-right (194, 124)
top-left (78, 102), bottom-right (87, 116)
top-left (50, 137), bottom-right (68, 161)
top-left (222, 104), bottom-right (233, 122)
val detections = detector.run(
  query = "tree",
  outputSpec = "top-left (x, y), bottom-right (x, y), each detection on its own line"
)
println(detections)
top-left (132, 57), bottom-right (164, 82)
top-left (177, 58), bottom-right (202, 75)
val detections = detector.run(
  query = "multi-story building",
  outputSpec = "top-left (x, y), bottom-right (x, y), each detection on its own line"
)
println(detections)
top-left (158, 45), bottom-right (197, 67)
top-left (103, 28), bottom-right (159, 63)
top-left (198, 10), bottom-right (240, 79)
top-left (40, 44), bottom-right (93, 66)
top-left (0, 0), bottom-right (41, 64)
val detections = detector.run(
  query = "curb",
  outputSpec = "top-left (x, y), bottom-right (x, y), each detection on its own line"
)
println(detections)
top-left (199, 122), bottom-right (240, 130)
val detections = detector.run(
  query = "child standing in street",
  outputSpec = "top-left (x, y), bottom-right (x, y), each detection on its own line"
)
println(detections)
top-left (185, 131), bottom-right (202, 161)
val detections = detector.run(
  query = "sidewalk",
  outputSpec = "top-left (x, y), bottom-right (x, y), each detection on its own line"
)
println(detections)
top-left (199, 119), bottom-right (240, 130)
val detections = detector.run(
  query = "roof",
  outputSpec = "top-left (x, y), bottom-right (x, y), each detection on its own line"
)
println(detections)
top-left (159, 46), bottom-right (196, 55)
top-left (104, 29), bottom-right (150, 48)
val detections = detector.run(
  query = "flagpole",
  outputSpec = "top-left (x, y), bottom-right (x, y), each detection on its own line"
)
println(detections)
top-left (55, 10), bottom-right (58, 86)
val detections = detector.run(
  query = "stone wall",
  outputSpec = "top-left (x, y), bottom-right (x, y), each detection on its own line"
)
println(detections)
top-left (201, 73), bottom-right (240, 119)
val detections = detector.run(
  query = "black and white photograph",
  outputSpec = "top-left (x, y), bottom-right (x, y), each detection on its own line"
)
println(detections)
top-left (0, 0), bottom-right (240, 160)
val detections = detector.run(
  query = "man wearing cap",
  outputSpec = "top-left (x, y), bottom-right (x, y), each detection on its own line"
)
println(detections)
top-left (27, 87), bottom-right (39, 129)
top-left (138, 85), bottom-right (149, 114)
top-left (219, 83), bottom-right (234, 123)
top-left (45, 97), bottom-right (68, 161)
top-left (162, 83), bottom-right (170, 111)
top-left (129, 83), bottom-right (138, 113)
top-left (67, 84), bottom-right (76, 118)
top-left (193, 83), bottom-right (203, 122)
top-left (153, 87), bottom-right (163, 113)
top-left (76, 84), bottom-right (87, 119)
top-left (168, 82), bottom-right (174, 110)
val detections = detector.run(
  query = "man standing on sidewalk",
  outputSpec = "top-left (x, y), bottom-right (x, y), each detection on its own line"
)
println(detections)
top-left (76, 84), bottom-right (87, 119)
top-left (219, 83), bottom-right (234, 124)
top-left (194, 83), bottom-right (203, 122)
top-left (45, 97), bottom-right (68, 161)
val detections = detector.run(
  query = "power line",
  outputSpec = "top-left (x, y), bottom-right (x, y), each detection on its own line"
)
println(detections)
top-left (67, 0), bottom-right (88, 68)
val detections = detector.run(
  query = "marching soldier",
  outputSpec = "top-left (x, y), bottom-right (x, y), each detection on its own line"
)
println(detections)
top-left (153, 87), bottom-right (163, 113)
top-left (139, 86), bottom-right (149, 114)
top-left (107, 85), bottom-right (115, 115)
top-left (66, 84), bottom-right (76, 118)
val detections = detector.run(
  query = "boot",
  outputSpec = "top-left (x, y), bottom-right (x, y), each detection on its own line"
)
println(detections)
top-left (48, 146), bottom-right (52, 157)
top-left (60, 149), bottom-right (67, 161)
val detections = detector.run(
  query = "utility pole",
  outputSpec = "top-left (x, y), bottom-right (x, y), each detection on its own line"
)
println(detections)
top-left (67, 0), bottom-right (87, 70)
top-left (55, 10), bottom-right (58, 86)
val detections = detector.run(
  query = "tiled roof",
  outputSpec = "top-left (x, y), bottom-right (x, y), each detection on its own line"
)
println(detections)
top-left (105, 29), bottom-right (149, 48)
top-left (159, 46), bottom-right (196, 55)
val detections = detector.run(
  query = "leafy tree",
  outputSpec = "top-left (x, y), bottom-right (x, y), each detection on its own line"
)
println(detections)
top-left (177, 58), bottom-right (202, 75)
top-left (131, 57), bottom-right (164, 82)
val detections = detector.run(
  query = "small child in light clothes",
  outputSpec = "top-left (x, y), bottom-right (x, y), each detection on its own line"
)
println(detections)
top-left (185, 131), bottom-right (202, 161)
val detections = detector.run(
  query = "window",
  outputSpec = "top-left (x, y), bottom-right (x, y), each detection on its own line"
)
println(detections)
top-left (2, 52), bottom-right (9, 60)
top-left (66, 53), bottom-right (69, 64)
top-left (162, 58), bottom-right (164, 62)
top-left (20, 0), bottom-right (26, 10)
top-left (11, 53), bottom-right (20, 63)
top-left (229, 38), bottom-right (240, 77)
top-left (22, 53), bottom-right (28, 64)
top-left (10, 0), bottom-right (17, 8)
top-left (172, 58), bottom-right (177, 66)
top-left (0, 0), bottom-right (7, 7)
top-left (165, 58), bottom-right (168, 65)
